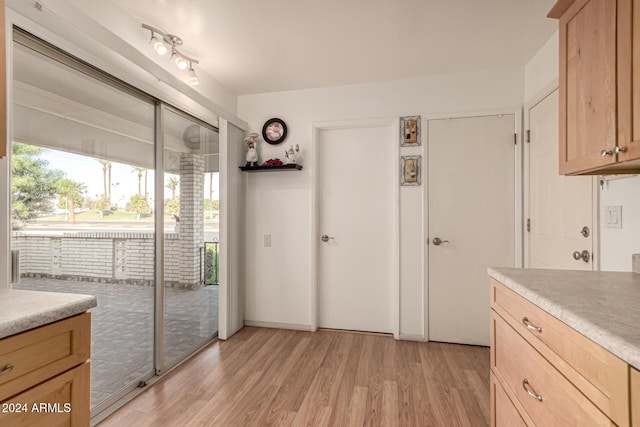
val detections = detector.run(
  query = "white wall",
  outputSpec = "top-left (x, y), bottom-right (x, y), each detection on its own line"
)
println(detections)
top-left (524, 30), bottom-right (559, 101)
top-left (238, 68), bottom-right (524, 338)
top-left (600, 176), bottom-right (640, 271)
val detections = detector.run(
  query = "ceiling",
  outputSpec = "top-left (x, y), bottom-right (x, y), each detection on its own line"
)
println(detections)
top-left (111, 0), bottom-right (558, 96)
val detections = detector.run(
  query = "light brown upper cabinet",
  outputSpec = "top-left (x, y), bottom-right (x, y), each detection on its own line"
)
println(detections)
top-left (0, 0), bottom-right (6, 159)
top-left (550, 0), bottom-right (640, 174)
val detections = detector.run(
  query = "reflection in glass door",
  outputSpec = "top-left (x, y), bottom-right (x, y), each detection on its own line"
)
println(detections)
top-left (161, 107), bottom-right (219, 369)
top-left (10, 31), bottom-right (156, 409)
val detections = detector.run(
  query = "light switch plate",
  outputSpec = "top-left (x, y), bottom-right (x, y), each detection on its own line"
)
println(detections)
top-left (605, 206), bottom-right (622, 229)
top-left (264, 234), bottom-right (272, 247)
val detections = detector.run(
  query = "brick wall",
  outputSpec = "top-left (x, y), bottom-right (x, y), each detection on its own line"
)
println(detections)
top-left (178, 153), bottom-right (205, 288)
top-left (12, 231), bottom-right (202, 289)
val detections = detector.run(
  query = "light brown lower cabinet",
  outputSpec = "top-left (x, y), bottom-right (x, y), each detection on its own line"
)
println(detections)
top-left (0, 313), bottom-right (91, 426)
top-left (490, 278), bottom-right (631, 426)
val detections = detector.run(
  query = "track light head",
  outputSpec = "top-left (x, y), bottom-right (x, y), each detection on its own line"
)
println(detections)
top-left (175, 55), bottom-right (189, 70)
top-left (188, 67), bottom-right (199, 86)
top-left (151, 35), bottom-right (167, 56)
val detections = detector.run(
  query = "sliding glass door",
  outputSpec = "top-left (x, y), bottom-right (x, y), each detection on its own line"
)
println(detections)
top-left (161, 108), bottom-right (219, 369)
top-left (10, 29), bottom-right (219, 415)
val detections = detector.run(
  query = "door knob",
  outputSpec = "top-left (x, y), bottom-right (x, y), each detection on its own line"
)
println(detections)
top-left (572, 250), bottom-right (590, 263)
top-left (601, 149), bottom-right (613, 157)
top-left (321, 234), bottom-right (335, 243)
top-left (615, 146), bottom-right (628, 154)
top-left (581, 226), bottom-right (590, 238)
top-left (432, 237), bottom-right (450, 246)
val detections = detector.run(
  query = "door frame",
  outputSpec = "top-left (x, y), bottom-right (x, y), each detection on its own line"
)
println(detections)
top-left (310, 117), bottom-right (400, 338)
top-left (423, 109), bottom-right (522, 341)
top-left (523, 81), bottom-right (600, 270)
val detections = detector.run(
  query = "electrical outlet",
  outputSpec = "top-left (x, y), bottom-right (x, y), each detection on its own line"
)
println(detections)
top-left (264, 234), bottom-right (272, 247)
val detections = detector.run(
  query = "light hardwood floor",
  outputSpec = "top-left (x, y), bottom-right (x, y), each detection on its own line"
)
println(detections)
top-left (99, 327), bottom-right (490, 426)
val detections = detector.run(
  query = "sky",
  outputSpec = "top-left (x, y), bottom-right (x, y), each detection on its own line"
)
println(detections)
top-left (41, 148), bottom-right (219, 208)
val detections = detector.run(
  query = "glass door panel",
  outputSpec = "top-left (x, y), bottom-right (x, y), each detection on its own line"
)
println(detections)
top-left (162, 107), bottom-right (219, 368)
top-left (11, 38), bottom-right (156, 409)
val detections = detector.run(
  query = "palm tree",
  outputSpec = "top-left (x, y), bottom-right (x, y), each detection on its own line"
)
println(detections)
top-left (209, 172), bottom-right (214, 220)
top-left (107, 161), bottom-right (112, 201)
top-left (96, 159), bottom-right (109, 198)
top-left (166, 177), bottom-right (180, 200)
top-left (132, 167), bottom-right (145, 195)
top-left (144, 169), bottom-right (148, 200)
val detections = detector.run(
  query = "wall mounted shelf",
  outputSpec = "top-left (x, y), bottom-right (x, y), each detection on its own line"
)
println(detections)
top-left (239, 164), bottom-right (303, 172)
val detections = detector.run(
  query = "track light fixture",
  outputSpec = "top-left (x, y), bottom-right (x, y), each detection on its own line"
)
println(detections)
top-left (142, 23), bottom-right (200, 86)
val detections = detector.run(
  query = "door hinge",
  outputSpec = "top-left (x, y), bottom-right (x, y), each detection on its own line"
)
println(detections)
top-left (526, 218), bottom-right (531, 232)
top-left (526, 130), bottom-right (530, 143)
top-left (514, 133), bottom-right (517, 145)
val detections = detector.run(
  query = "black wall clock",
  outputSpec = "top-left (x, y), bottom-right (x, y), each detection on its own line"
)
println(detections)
top-left (262, 118), bottom-right (287, 145)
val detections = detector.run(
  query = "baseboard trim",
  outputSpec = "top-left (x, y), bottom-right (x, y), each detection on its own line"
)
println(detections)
top-left (244, 320), bottom-right (313, 331)
top-left (243, 322), bottom-right (426, 340)
top-left (399, 333), bottom-right (426, 342)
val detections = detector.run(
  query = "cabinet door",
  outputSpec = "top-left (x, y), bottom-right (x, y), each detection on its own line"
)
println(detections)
top-left (559, 0), bottom-right (618, 174)
top-left (0, 362), bottom-right (90, 427)
top-left (618, 0), bottom-right (640, 164)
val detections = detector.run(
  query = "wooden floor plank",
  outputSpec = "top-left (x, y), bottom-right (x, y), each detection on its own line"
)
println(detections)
top-left (381, 380), bottom-right (399, 426)
top-left (330, 332), bottom-right (367, 426)
top-left (347, 385), bottom-right (368, 427)
top-left (99, 327), bottom-right (490, 427)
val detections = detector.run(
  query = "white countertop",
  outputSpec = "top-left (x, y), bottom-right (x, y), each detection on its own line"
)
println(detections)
top-left (488, 267), bottom-right (640, 370)
top-left (0, 289), bottom-right (97, 339)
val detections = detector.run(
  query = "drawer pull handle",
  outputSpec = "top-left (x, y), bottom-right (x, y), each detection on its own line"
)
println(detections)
top-left (522, 317), bottom-right (542, 333)
top-left (0, 364), bottom-right (14, 377)
top-left (522, 379), bottom-right (543, 402)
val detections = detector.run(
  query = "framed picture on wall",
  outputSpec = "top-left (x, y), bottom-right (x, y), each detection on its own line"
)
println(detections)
top-left (401, 155), bottom-right (421, 186)
top-left (400, 115), bottom-right (421, 146)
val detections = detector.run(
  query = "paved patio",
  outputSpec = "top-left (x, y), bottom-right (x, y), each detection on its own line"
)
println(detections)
top-left (14, 278), bottom-right (218, 407)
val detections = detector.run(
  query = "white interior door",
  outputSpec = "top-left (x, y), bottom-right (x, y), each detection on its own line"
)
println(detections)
top-left (428, 114), bottom-right (515, 346)
top-left (526, 90), bottom-right (595, 270)
top-left (317, 123), bottom-right (396, 334)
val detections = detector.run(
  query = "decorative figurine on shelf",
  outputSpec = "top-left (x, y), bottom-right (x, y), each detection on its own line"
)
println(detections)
top-left (284, 144), bottom-right (300, 165)
top-left (244, 133), bottom-right (259, 167)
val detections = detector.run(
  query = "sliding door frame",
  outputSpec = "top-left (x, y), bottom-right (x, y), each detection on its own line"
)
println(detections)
top-left (8, 27), bottom-right (222, 420)
top-left (154, 102), bottom-right (166, 375)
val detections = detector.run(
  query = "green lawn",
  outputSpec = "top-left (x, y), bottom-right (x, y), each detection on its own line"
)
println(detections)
top-left (42, 210), bottom-right (152, 221)
top-left (39, 210), bottom-right (219, 222)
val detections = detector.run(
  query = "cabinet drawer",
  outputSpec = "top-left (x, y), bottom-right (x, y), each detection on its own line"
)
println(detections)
top-left (491, 311), bottom-right (614, 426)
top-left (0, 313), bottom-right (91, 401)
top-left (491, 372), bottom-right (528, 427)
top-left (0, 361), bottom-right (90, 427)
top-left (491, 279), bottom-right (628, 425)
